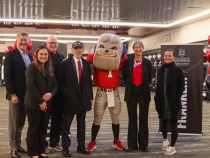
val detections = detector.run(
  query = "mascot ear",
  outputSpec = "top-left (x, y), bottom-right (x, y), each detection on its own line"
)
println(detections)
top-left (122, 43), bottom-right (127, 57)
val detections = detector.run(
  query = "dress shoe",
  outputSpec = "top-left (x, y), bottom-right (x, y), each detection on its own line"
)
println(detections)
top-left (39, 154), bottom-right (48, 158)
top-left (77, 146), bottom-right (90, 155)
top-left (17, 146), bottom-right (27, 153)
top-left (125, 147), bottom-right (138, 152)
top-left (62, 149), bottom-right (72, 157)
top-left (139, 147), bottom-right (149, 152)
top-left (11, 151), bottom-right (21, 158)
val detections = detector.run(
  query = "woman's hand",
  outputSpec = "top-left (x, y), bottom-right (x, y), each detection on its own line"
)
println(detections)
top-left (42, 93), bottom-right (52, 102)
top-left (39, 101), bottom-right (47, 111)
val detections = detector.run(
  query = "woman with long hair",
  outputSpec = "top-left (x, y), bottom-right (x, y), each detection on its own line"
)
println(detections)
top-left (24, 45), bottom-right (58, 158)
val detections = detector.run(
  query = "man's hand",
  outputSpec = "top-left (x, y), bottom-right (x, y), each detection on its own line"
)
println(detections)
top-left (11, 95), bottom-right (19, 104)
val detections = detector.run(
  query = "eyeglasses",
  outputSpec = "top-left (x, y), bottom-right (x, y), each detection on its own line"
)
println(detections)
top-left (48, 42), bottom-right (58, 45)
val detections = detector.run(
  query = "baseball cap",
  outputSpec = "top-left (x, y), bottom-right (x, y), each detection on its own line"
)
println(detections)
top-left (72, 41), bottom-right (84, 48)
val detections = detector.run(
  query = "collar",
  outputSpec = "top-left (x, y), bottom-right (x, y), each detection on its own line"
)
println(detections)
top-left (73, 56), bottom-right (82, 63)
top-left (50, 51), bottom-right (58, 58)
top-left (17, 48), bottom-right (27, 55)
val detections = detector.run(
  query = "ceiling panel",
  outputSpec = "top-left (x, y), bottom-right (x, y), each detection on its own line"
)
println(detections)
top-left (0, 0), bottom-right (209, 38)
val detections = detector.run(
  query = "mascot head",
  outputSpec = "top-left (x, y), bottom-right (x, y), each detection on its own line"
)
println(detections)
top-left (93, 33), bottom-right (122, 70)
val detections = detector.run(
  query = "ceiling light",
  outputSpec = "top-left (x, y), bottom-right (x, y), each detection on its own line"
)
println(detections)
top-left (0, 9), bottom-right (210, 28)
top-left (99, 4), bottom-right (109, 6)
top-left (0, 38), bottom-right (99, 44)
top-left (168, 9), bottom-right (210, 27)
top-left (0, 34), bottom-right (132, 43)
top-left (163, 7), bottom-right (171, 10)
top-left (0, 18), bottom-right (167, 27)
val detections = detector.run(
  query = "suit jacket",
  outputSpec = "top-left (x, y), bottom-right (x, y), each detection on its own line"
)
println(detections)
top-left (49, 52), bottom-right (65, 79)
top-left (154, 62), bottom-right (185, 120)
top-left (57, 55), bottom-right (93, 115)
top-left (49, 52), bottom-right (65, 107)
top-left (122, 56), bottom-right (152, 103)
top-left (24, 63), bottom-right (58, 110)
top-left (4, 48), bottom-right (33, 101)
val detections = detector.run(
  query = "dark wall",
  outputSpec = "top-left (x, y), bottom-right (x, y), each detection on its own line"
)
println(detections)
top-left (31, 41), bottom-right (67, 58)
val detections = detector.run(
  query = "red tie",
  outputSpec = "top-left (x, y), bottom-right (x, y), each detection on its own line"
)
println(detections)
top-left (78, 60), bottom-right (82, 84)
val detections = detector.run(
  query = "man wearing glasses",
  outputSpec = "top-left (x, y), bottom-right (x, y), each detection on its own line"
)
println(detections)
top-left (46, 36), bottom-right (65, 152)
top-left (58, 41), bottom-right (93, 157)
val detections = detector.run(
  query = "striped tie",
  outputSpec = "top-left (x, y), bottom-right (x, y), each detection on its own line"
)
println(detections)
top-left (78, 60), bottom-right (82, 84)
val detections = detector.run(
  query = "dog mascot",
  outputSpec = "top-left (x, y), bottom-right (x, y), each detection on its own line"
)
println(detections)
top-left (86, 33), bottom-right (127, 151)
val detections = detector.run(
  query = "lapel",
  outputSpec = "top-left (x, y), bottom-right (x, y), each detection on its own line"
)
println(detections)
top-left (166, 63), bottom-right (176, 87)
top-left (142, 57), bottom-right (146, 79)
top-left (81, 58), bottom-right (88, 84)
top-left (69, 56), bottom-right (82, 94)
top-left (46, 71), bottom-right (54, 92)
top-left (58, 53), bottom-right (64, 61)
top-left (14, 48), bottom-right (26, 68)
top-left (28, 53), bottom-right (33, 62)
top-left (128, 56), bottom-right (134, 80)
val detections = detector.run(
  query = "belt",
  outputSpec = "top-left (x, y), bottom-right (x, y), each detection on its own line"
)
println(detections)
top-left (132, 84), bottom-right (142, 86)
top-left (100, 88), bottom-right (116, 92)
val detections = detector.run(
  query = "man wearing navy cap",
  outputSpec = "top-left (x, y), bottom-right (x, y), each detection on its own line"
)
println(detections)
top-left (58, 41), bottom-right (93, 157)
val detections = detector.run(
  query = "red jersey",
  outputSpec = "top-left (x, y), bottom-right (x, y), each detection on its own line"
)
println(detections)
top-left (86, 53), bottom-right (127, 89)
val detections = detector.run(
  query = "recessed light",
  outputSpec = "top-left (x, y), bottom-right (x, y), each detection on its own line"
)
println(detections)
top-left (163, 7), bottom-right (172, 10)
top-left (99, 4), bottom-right (108, 6)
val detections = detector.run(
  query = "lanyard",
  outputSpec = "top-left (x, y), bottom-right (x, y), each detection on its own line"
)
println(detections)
top-left (133, 59), bottom-right (142, 68)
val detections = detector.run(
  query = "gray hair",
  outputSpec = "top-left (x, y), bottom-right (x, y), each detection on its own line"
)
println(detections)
top-left (16, 32), bottom-right (29, 39)
top-left (133, 40), bottom-right (144, 49)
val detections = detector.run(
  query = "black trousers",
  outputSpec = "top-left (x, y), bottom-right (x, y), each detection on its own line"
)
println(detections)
top-left (162, 119), bottom-right (178, 147)
top-left (50, 94), bottom-right (63, 147)
top-left (126, 85), bottom-right (150, 150)
top-left (61, 113), bottom-right (86, 149)
top-left (25, 106), bottom-right (50, 156)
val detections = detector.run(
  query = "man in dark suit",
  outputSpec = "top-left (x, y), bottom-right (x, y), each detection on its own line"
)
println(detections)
top-left (4, 32), bottom-right (33, 158)
top-left (46, 35), bottom-right (65, 153)
top-left (58, 41), bottom-right (93, 157)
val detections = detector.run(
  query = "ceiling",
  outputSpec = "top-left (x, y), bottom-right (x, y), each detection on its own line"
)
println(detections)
top-left (0, 0), bottom-right (210, 43)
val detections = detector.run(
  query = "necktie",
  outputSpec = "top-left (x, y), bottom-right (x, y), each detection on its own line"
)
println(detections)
top-left (78, 60), bottom-right (82, 84)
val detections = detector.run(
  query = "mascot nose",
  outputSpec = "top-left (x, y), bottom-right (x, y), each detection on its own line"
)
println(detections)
top-left (105, 50), bottom-right (109, 53)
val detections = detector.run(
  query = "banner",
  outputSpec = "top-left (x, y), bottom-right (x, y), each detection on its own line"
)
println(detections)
top-left (159, 44), bottom-right (203, 135)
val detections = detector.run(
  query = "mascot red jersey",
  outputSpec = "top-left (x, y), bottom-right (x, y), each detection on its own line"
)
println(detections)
top-left (86, 33), bottom-right (127, 152)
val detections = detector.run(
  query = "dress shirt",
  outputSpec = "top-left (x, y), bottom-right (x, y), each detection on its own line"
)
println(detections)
top-left (18, 48), bottom-right (31, 67)
top-left (73, 56), bottom-right (83, 83)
